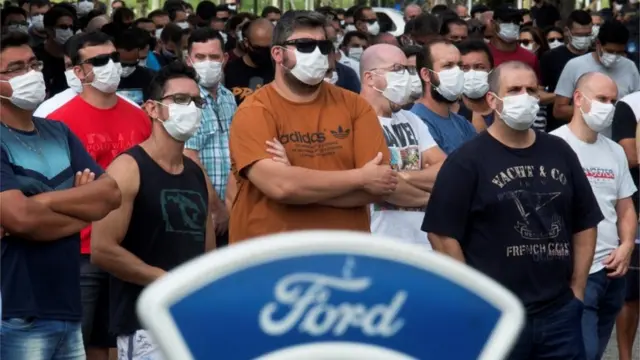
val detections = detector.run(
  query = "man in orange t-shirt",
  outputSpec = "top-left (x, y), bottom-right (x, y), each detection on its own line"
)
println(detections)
top-left (228, 10), bottom-right (397, 243)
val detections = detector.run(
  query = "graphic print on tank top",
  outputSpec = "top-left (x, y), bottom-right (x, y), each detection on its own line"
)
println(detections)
top-left (160, 189), bottom-right (207, 236)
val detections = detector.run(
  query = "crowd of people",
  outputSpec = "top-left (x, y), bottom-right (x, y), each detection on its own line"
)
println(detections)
top-left (0, 0), bottom-right (639, 359)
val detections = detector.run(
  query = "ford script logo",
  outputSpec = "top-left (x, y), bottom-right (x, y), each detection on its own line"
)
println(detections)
top-left (137, 231), bottom-right (525, 360)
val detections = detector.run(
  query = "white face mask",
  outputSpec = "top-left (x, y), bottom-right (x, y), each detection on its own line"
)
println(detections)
top-left (348, 47), bottom-right (363, 61)
top-left (236, 30), bottom-right (243, 41)
top-left (463, 70), bottom-right (489, 99)
top-left (121, 66), bottom-right (136, 78)
top-left (220, 32), bottom-right (228, 44)
top-left (271, 20), bottom-right (278, 27)
top-left (367, 21), bottom-right (380, 36)
top-left (591, 25), bottom-right (600, 40)
top-left (433, 66), bottom-right (464, 101)
top-left (55, 28), bottom-right (74, 45)
top-left (87, 59), bottom-right (122, 93)
top-left (155, 28), bottom-right (163, 40)
top-left (31, 14), bottom-right (44, 31)
top-left (497, 23), bottom-right (520, 42)
top-left (494, 92), bottom-right (540, 131)
top-left (65, 69), bottom-right (83, 93)
top-left (176, 21), bottom-right (190, 30)
top-left (324, 70), bottom-right (339, 85)
top-left (599, 51), bottom-right (620, 68)
top-left (580, 95), bottom-right (615, 132)
top-left (520, 43), bottom-right (536, 52)
top-left (374, 70), bottom-right (412, 105)
top-left (548, 39), bottom-right (564, 49)
top-left (570, 34), bottom-right (591, 51)
top-left (286, 47), bottom-right (329, 86)
top-left (410, 73), bottom-right (422, 97)
top-left (0, 70), bottom-right (46, 110)
top-left (138, 58), bottom-right (147, 67)
top-left (192, 60), bottom-right (223, 88)
top-left (158, 102), bottom-right (202, 142)
top-left (8, 24), bottom-right (29, 34)
top-left (344, 24), bottom-right (357, 32)
top-left (77, 1), bottom-right (94, 14)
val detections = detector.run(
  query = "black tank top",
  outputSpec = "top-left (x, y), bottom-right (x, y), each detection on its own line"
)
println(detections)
top-left (109, 145), bottom-right (209, 335)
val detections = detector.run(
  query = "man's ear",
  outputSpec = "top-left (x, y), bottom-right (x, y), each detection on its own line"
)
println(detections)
top-left (486, 91), bottom-right (499, 111)
top-left (143, 99), bottom-right (160, 120)
top-left (419, 67), bottom-right (430, 85)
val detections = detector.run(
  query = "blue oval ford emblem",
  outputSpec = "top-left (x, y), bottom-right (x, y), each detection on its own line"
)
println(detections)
top-left (137, 231), bottom-right (525, 360)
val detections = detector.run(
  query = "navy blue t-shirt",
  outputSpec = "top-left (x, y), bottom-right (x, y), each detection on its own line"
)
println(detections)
top-left (422, 131), bottom-right (603, 315)
top-left (411, 103), bottom-right (476, 155)
top-left (1, 117), bottom-right (103, 321)
top-left (335, 62), bottom-right (361, 94)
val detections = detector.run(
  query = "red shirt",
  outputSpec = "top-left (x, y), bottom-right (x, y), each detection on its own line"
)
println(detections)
top-left (488, 43), bottom-right (541, 82)
top-left (47, 96), bottom-right (151, 254)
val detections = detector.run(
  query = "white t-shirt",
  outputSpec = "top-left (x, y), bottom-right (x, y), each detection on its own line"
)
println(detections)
top-left (551, 125), bottom-right (637, 274)
top-left (371, 110), bottom-right (437, 247)
top-left (34, 88), bottom-right (140, 118)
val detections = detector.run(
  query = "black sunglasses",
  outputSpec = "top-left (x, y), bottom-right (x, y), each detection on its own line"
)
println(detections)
top-left (547, 37), bottom-right (563, 42)
top-left (81, 52), bottom-right (120, 67)
top-left (362, 19), bottom-right (377, 24)
top-left (282, 39), bottom-right (332, 55)
top-left (519, 39), bottom-right (535, 46)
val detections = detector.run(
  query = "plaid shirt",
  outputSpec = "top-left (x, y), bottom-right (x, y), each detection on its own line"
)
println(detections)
top-left (185, 84), bottom-right (237, 199)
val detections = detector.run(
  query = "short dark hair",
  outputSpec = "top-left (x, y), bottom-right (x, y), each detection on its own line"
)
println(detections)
top-left (402, 44), bottom-right (423, 58)
top-left (29, 0), bottom-right (50, 9)
top-left (112, 7), bottom-right (134, 24)
top-left (542, 25), bottom-right (563, 38)
top-left (1, 6), bottom-right (27, 24)
top-left (148, 9), bottom-right (169, 20)
top-left (188, 27), bottom-right (223, 52)
top-left (52, 2), bottom-right (77, 19)
top-left (115, 27), bottom-right (150, 51)
top-left (160, 22), bottom-right (184, 44)
top-left (164, 1), bottom-right (186, 21)
top-left (273, 10), bottom-right (326, 46)
top-left (430, 4), bottom-right (449, 15)
top-left (134, 17), bottom-right (153, 26)
top-left (69, 30), bottom-right (112, 65)
top-left (148, 60), bottom-right (198, 101)
top-left (111, 0), bottom-right (125, 7)
top-left (440, 16), bottom-right (467, 35)
top-left (261, 5), bottom-right (281, 18)
top-left (416, 38), bottom-right (453, 90)
top-left (353, 6), bottom-right (373, 22)
top-left (0, 30), bottom-right (30, 53)
top-left (456, 39), bottom-right (494, 68)
top-left (597, 20), bottom-right (629, 46)
top-left (195, 0), bottom-right (216, 21)
top-left (565, 10), bottom-right (592, 29)
top-left (345, 5), bottom-right (358, 18)
top-left (43, 5), bottom-right (73, 29)
top-left (216, 4), bottom-right (231, 14)
top-left (341, 30), bottom-right (367, 47)
top-left (227, 12), bottom-right (256, 32)
top-left (470, 4), bottom-right (489, 18)
top-left (410, 13), bottom-right (440, 38)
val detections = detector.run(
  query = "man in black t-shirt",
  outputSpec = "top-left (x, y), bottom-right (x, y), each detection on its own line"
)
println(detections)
top-left (423, 61), bottom-right (602, 360)
top-left (540, 10), bottom-right (593, 132)
top-left (114, 28), bottom-right (156, 105)
top-left (223, 18), bottom-right (274, 105)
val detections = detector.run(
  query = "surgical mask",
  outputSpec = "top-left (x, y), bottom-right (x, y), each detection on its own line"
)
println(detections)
top-left (324, 70), bottom-right (339, 85)
top-left (121, 65), bottom-right (136, 78)
top-left (580, 95), bottom-right (614, 132)
top-left (155, 28), bottom-right (163, 39)
top-left (236, 30), bottom-right (243, 41)
top-left (374, 70), bottom-right (412, 105)
top-left (463, 70), bottom-right (489, 99)
top-left (138, 58), bottom-right (147, 67)
top-left (336, 34), bottom-right (344, 47)
top-left (348, 47), bottom-right (363, 61)
top-left (599, 51), bottom-right (620, 68)
top-left (497, 23), bottom-right (520, 42)
top-left (367, 21), bottom-right (380, 36)
top-left (220, 32), bottom-right (228, 44)
top-left (344, 24), bottom-right (357, 32)
top-left (433, 66), bottom-right (464, 101)
top-left (410, 74), bottom-right (422, 97)
top-left (158, 102), bottom-right (202, 142)
top-left (591, 25), bottom-right (600, 39)
top-left (192, 60), bottom-right (223, 88)
top-left (77, 1), bottom-right (94, 14)
top-left (614, 3), bottom-right (623, 11)
top-left (520, 43), bottom-right (535, 52)
top-left (548, 39), bottom-right (564, 49)
top-left (494, 92), bottom-right (540, 131)
top-left (286, 47), bottom-right (328, 86)
top-left (570, 34), bottom-right (591, 51)
top-left (0, 70), bottom-right (46, 110)
top-left (55, 28), bottom-right (74, 45)
top-left (7, 24), bottom-right (29, 34)
top-left (87, 59), bottom-right (122, 93)
top-left (31, 14), bottom-right (44, 31)
top-left (176, 21), bottom-right (190, 30)
top-left (271, 20), bottom-right (278, 26)
top-left (65, 69), bottom-right (83, 93)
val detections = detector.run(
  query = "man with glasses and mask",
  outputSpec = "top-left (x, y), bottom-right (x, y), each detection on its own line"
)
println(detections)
top-left (411, 39), bottom-right (476, 155)
top-left (184, 28), bottom-right (236, 248)
top-left (46, 30), bottom-right (151, 360)
top-left (91, 61), bottom-right (215, 360)
top-left (422, 61), bottom-right (603, 360)
top-left (0, 31), bottom-right (121, 360)
top-left (224, 18), bottom-right (274, 105)
top-left (353, 6), bottom-right (380, 37)
top-left (360, 43), bottom-right (445, 246)
top-left (554, 20), bottom-right (640, 137)
top-left (228, 10), bottom-right (396, 243)
top-left (114, 28), bottom-right (155, 106)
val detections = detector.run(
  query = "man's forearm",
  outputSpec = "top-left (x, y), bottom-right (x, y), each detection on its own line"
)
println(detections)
top-left (18, 213), bottom-right (88, 241)
top-left (92, 246), bottom-right (165, 286)
top-left (319, 190), bottom-right (380, 208)
top-left (618, 209), bottom-right (638, 247)
top-left (33, 177), bottom-right (121, 221)
top-left (402, 164), bottom-right (443, 192)
top-left (270, 167), bottom-right (363, 204)
top-left (386, 179), bottom-right (429, 207)
top-left (571, 227), bottom-right (597, 296)
top-left (428, 233), bottom-right (465, 262)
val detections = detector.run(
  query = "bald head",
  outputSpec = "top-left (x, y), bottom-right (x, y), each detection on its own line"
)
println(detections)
top-left (576, 72), bottom-right (617, 97)
top-left (87, 15), bottom-right (110, 32)
top-left (372, 33), bottom-right (400, 47)
top-left (488, 61), bottom-right (537, 95)
top-left (360, 44), bottom-right (406, 76)
top-left (247, 18), bottom-right (274, 47)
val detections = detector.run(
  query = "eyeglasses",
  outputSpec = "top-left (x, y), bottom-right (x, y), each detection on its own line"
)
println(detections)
top-left (371, 64), bottom-right (417, 75)
top-left (161, 93), bottom-right (205, 109)
top-left (80, 52), bottom-right (120, 67)
top-left (0, 60), bottom-right (44, 76)
top-left (281, 39), bottom-right (332, 55)
top-left (362, 18), bottom-right (377, 24)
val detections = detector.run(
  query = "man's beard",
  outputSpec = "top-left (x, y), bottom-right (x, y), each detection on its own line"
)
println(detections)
top-left (430, 86), bottom-right (456, 104)
top-left (282, 52), bottom-right (323, 95)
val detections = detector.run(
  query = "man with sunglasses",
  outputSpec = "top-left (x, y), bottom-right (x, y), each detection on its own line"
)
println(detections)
top-left (228, 10), bottom-right (395, 243)
top-left (91, 61), bottom-right (215, 360)
top-left (114, 28), bottom-right (155, 106)
top-left (0, 31), bottom-right (121, 360)
top-left (360, 43), bottom-right (446, 246)
top-left (46, 30), bottom-right (151, 360)
top-left (354, 6), bottom-right (380, 37)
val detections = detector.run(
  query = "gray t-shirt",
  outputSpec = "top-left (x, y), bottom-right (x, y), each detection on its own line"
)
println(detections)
top-left (555, 52), bottom-right (640, 137)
